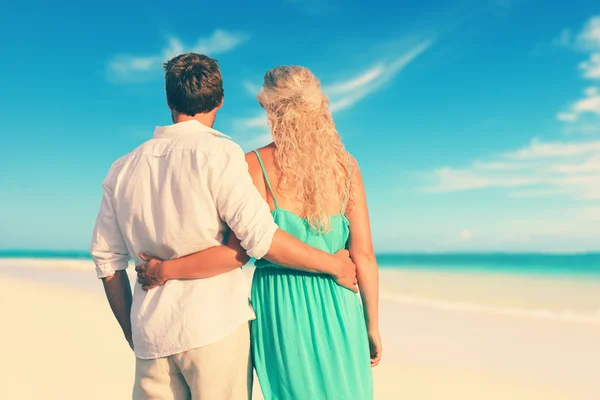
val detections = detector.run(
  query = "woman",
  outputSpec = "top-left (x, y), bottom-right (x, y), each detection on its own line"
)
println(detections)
top-left (138, 66), bottom-right (381, 399)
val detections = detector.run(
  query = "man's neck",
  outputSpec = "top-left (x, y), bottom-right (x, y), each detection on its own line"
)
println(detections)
top-left (174, 113), bottom-right (215, 128)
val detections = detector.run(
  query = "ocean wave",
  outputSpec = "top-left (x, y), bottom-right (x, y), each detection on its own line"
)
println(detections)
top-left (381, 291), bottom-right (600, 326)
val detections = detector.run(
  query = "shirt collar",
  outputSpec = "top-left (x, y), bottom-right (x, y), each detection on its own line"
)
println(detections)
top-left (153, 120), bottom-right (231, 140)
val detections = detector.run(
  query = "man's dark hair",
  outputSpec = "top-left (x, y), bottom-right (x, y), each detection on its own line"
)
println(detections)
top-left (163, 53), bottom-right (224, 116)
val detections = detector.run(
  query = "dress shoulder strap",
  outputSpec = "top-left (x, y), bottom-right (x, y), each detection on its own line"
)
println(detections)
top-left (253, 150), bottom-right (279, 209)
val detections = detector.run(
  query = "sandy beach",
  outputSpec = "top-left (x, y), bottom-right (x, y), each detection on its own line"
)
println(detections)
top-left (1, 259), bottom-right (599, 399)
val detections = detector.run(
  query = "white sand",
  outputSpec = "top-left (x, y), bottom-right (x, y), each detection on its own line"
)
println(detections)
top-left (1, 259), bottom-right (599, 399)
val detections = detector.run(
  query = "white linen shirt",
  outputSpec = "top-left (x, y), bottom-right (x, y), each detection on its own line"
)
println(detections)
top-left (90, 120), bottom-right (278, 359)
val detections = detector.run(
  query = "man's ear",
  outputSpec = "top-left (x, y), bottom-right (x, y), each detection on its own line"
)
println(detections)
top-left (216, 98), bottom-right (224, 110)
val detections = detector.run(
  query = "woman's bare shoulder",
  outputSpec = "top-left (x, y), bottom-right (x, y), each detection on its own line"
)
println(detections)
top-left (244, 149), bottom-right (259, 167)
top-left (245, 145), bottom-right (275, 165)
top-left (349, 153), bottom-right (359, 168)
top-left (245, 146), bottom-right (275, 179)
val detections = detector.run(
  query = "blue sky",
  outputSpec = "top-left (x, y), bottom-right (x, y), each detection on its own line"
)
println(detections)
top-left (1, 0), bottom-right (600, 253)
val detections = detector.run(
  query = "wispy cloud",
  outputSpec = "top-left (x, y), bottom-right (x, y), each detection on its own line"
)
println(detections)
top-left (563, 121), bottom-right (600, 136)
top-left (577, 15), bottom-right (600, 79)
top-left (579, 54), bottom-right (600, 79)
top-left (106, 30), bottom-right (249, 84)
top-left (236, 39), bottom-right (433, 144)
top-left (503, 137), bottom-right (600, 159)
top-left (242, 80), bottom-right (262, 97)
top-left (557, 16), bottom-right (600, 122)
top-left (573, 88), bottom-right (600, 113)
top-left (575, 16), bottom-right (600, 52)
top-left (245, 132), bottom-right (274, 149)
top-left (556, 112), bottom-right (578, 122)
top-left (558, 87), bottom-right (600, 122)
top-left (430, 18), bottom-right (600, 200)
top-left (240, 114), bottom-right (268, 128)
top-left (326, 41), bottom-right (432, 112)
top-left (575, 16), bottom-right (600, 79)
top-left (424, 138), bottom-right (600, 200)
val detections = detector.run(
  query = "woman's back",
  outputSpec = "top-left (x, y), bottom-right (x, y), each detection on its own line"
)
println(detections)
top-left (248, 145), bottom-right (348, 220)
top-left (249, 147), bottom-right (350, 259)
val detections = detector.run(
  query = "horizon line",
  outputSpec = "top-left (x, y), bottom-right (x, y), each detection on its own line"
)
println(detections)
top-left (1, 249), bottom-right (600, 258)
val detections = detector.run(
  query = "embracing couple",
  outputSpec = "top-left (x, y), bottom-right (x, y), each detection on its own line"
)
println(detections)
top-left (91, 52), bottom-right (381, 400)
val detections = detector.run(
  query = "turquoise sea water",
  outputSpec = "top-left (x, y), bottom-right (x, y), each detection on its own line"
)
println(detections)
top-left (377, 253), bottom-right (600, 278)
top-left (0, 250), bottom-right (92, 260)
top-left (2, 250), bottom-right (600, 277)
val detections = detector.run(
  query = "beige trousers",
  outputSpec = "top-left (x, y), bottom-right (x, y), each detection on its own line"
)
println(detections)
top-left (133, 323), bottom-right (252, 400)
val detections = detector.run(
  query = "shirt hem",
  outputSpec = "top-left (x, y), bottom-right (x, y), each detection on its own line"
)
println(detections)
top-left (133, 315), bottom-right (255, 360)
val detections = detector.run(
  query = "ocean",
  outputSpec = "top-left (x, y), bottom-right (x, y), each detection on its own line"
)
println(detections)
top-left (2, 250), bottom-right (599, 277)
top-left (377, 253), bottom-right (600, 278)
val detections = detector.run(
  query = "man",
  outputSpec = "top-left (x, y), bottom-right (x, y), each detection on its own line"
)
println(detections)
top-left (90, 52), bottom-right (357, 400)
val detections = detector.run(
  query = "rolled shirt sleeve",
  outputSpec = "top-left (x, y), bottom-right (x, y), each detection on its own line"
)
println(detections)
top-left (208, 142), bottom-right (278, 259)
top-left (90, 179), bottom-right (131, 278)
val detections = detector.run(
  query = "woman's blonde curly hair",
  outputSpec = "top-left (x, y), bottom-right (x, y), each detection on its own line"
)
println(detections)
top-left (257, 66), bottom-right (353, 233)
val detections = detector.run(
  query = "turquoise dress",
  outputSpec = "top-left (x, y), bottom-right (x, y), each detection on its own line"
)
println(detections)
top-left (251, 151), bottom-right (374, 400)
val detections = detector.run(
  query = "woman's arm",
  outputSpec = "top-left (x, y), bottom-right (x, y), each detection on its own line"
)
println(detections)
top-left (135, 232), bottom-right (249, 290)
top-left (136, 226), bottom-right (357, 292)
top-left (346, 158), bottom-right (382, 367)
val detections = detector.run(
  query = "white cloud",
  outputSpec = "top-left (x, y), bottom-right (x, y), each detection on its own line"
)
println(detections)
top-left (426, 168), bottom-right (540, 193)
top-left (249, 132), bottom-right (273, 148)
top-left (192, 30), bottom-right (249, 54)
top-left (240, 39), bottom-right (432, 125)
top-left (556, 16), bottom-right (600, 122)
top-left (472, 161), bottom-right (540, 171)
top-left (585, 86), bottom-right (599, 96)
top-left (579, 53), bottom-right (600, 79)
top-left (107, 55), bottom-right (163, 83)
top-left (557, 87), bottom-right (600, 123)
top-left (556, 112), bottom-right (578, 122)
top-left (237, 114), bottom-right (267, 129)
top-left (232, 115), bottom-right (270, 150)
top-left (563, 122), bottom-right (600, 135)
top-left (236, 39), bottom-right (433, 136)
top-left (504, 138), bottom-right (600, 159)
top-left (242, 80), bottom-right (262, 96)
top-left (106, 30), bottom-right (249, 84)
top-left (238, 132), bottom-right (273, 152)
top-left (326, 41), bottom-right (432, 112)
top-left (572, 92), bottom-right (600, 115)
top-left (575, 16), bottom-right (600, 51)
top-left (508, 188), bottom-right (568, 198)
top-left (493, 20), bottom-right (600, 201)
top-left (425, 139), bottom-right (600, 200)
top-left (324, 67), bottom-right (384, 96)
top-left (551, 155), bottom-right (600, 173)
